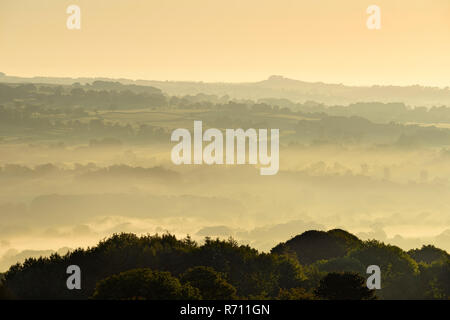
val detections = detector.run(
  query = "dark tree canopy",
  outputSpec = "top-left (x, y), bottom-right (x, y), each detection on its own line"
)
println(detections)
top-left (180, 266), bottom-right (237, 300)
top-left (408, 245), bottom-right (450, 264)
top-left (271, 229), bottom-right (362, 265)
top-left (0, 230), bottom-right (448, 300)
top-left (92, 268), bottom-right (200, 300)
top-left (315, 272), bottom-right (377, 300)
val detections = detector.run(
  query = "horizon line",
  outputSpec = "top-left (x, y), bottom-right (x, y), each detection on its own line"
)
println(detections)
top-left (1, 72), bottom-right (449, 90)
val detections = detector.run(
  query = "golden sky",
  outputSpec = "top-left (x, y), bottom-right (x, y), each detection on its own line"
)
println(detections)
top-left (1, 0), bottom-right (449, 86)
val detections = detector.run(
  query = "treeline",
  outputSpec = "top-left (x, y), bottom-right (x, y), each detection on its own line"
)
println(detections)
top-left (0, 163), bottom-right (179, 181)
top-left (261, 99), bottom-right (450, 124)
top-left (3, 101), bottom-right (450, 148)
top-left (3, 81), bottom-right (450, 125)
top-left (3, 81), bottom-right (450, 147)
top-left (0, 105), bottom-right (170, 143)
top-left (0, 82), bottom-right (166, 109)
top-left (0, 230), bottom-right (448, 300)
top-left (294, 116), bottom-right (450, 146)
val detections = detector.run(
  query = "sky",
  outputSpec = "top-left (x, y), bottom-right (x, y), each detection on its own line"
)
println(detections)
top-left (1, 0), bottom-right (449, 87)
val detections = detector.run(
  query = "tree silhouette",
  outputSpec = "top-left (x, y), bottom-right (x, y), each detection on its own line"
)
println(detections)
top-left (1, 231), bottom-right (448, 300)
top-left (180, 266), bottom-right (237, 299)
top-left (315, 272), bottom-right (376, 300)
top-left (271, 229), bottom-right (361, 265)
top-left (408, 245), bottom-right (450, 264)
top-left (92, 268), bottom-right (200, 300)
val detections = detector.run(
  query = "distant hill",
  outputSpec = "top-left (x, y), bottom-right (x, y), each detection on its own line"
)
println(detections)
top-left (1, 73), bottom-right (449, 107)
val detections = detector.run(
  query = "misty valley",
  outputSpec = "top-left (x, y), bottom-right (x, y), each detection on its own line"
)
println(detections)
top-left (0, 76), bottom-right (449, 300)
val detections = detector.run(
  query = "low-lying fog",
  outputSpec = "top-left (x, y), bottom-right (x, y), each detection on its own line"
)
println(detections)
top-left (1, 142), bottom-right (449, 271)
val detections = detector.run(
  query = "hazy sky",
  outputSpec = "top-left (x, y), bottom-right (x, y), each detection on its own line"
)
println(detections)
top-left (1, 0), bottom-right (449, 86)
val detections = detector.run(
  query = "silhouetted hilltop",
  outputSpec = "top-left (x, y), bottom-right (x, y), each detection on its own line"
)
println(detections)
top-left (0, 229), bottom-right (448, 300)
top-left (271, 229), bottom-right (362, 264)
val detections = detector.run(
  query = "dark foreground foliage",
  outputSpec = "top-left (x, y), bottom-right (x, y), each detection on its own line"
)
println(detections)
top-left (0, 229), bottom-right (448, 300)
